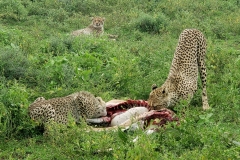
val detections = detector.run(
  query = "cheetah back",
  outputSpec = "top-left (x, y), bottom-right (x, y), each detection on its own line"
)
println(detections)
top-left (29, 96), bottom-right (74, 124)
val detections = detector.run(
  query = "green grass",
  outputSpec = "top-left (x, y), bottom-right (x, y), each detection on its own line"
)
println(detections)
top-left (0, 0), bottom-right (240, 159)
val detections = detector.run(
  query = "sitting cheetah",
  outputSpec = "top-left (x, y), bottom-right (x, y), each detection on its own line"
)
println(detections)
top-left (148, 29), bottom-right (210, 110)
top-left (71, 17), bottom-right (105, 37)
top-left (28, 91), bottom-right (107, 124)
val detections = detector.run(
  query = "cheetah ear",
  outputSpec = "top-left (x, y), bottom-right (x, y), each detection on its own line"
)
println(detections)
top-left (162, 87), bottom-right (168, 96)
top-left (96, 97), bottom-right (104, 103)
top-left (90, 17), bottom-right (94, 21)
top-left (151, 84), bottom-right (158, 90)
top-left (96, 97), bottom-right (101, 102)
top-left (162, 88), bottom-right (166, 94)
top-left (102, 17), bottom-right (105, 21)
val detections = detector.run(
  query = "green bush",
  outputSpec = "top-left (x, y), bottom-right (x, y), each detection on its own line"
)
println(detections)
top-left (0, 0), bottom-right (28, 21)
top-left (0, 28), bottom-right (13, 46)
top-left (133, 13), bottom-right (169, 34)
top-left (0, 48), bottom-right (30, 80)
top-left (0, 82), bottom-right (37, 138)
top-left (48, 8), bottom-right (69, 23)
top-left (27, 2), bottom-right (48, 16)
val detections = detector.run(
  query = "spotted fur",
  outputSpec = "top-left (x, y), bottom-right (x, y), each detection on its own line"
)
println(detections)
top-left (29, 91), bottom-right (107, 124)
top-left (148, 29), bottom-right (210, 110)
top-left (71, 17), bottom-right (105, 36)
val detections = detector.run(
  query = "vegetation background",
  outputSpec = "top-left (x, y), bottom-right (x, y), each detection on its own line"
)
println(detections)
top-left (0, 0), bottom-right (239, 159)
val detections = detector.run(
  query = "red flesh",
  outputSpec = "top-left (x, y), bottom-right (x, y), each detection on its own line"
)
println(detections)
top-left (96, 100), bottom-right (179, 128)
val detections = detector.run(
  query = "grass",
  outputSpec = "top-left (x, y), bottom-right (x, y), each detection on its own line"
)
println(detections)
top-left (0, 0), bottom-right (240, 159)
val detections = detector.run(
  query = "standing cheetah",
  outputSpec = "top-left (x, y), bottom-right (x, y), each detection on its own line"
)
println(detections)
top-left (148, 29), bottom-right (210, 110)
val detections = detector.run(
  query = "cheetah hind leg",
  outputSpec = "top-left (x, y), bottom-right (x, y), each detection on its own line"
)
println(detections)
top-left (199, 65), bottom-right (210, 110)
top-left (202, 88), bottom-right (210, 110)
top-left (197, 45), bottom-right (210, 110)
top-left (198, 59), bottom-right (210, 110)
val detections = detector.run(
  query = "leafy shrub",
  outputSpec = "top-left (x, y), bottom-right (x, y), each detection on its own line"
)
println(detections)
top-left (0, 81), bottom-right (36, 138)
top-left (27, 2), bottom-right (48, 16)
top-left (48, 8), bottom-right (69, 23)
top-left (134, 13), bottom-right (157, 33)
top-left (39, 55), bottom-right (76, 89)
top-left (211, 22), bottom-right (229, 39)
top-left (0, 48), bottom-right (30, 80)
top-left (0, 0), bottom-right (28, 21)
top-left (0, 29), bottom-right (13, 46)
top-left (133, 13), bottom-right (169, 34)
top-left (46, 36), bottom-right (70, 55)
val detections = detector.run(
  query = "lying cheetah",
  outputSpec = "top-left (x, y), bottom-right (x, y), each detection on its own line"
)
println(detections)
top-left (148, 29), bottom-right (210, 110)
top-left (29, 91), bottom-right (107, 124)
top-left (71, 17), bottom-right (105, 37)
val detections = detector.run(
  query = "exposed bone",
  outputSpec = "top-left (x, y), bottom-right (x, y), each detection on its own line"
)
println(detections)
top-left (86, 117), bottom-right (111, 123)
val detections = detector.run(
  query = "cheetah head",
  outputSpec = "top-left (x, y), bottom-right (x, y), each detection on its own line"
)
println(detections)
top-left (91, 17), bottom-right (105, 28)
top-left (92, 97), bottom-right (107, 118)
top-left (148, 84), bottom-right (171, 110)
